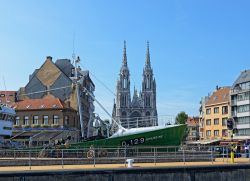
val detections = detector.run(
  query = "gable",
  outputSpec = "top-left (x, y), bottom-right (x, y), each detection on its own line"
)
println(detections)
top-left (36, 59), bottom-right (62, 86)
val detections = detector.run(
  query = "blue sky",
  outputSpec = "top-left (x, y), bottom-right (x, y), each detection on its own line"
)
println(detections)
top-left (0, 1), bottom-right (250, 122)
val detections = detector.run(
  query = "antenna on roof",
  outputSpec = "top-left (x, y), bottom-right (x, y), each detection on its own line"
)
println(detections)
top-left (72, 32), bottom-right (76, 64)
top-left (3, 76), bottom-right (7, 105)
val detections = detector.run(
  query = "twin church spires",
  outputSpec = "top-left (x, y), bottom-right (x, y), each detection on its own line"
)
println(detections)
top-left (112, 41), bottom-right (158, 128)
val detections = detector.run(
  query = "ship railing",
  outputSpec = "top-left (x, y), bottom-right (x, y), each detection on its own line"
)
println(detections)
top-left (117, 115), bottom-right (175, 129)
top-left (0, 144), bottom-right (248, 168)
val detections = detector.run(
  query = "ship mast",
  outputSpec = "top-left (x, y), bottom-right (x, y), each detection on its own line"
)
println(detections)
top-left (74, 56), bottom-right (85, 138)
top-left (74, 56), bottom-right (126, 138)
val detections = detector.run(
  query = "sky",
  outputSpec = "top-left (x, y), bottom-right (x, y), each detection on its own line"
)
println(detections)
top-left (0, 1), bottom-right (250, 123)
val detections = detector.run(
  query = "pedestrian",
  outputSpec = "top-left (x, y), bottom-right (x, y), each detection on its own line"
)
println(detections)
top-left (244, 140), bottom-right (249, 158)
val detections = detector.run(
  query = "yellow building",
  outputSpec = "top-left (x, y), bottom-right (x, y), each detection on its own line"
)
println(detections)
top-left (203, 87), bottom-right (230, 140)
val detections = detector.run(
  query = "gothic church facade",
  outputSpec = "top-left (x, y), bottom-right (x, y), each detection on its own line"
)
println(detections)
top-left (112, 41), bottom-right (158, 128)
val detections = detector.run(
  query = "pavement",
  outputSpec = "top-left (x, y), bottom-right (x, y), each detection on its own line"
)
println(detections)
top-left (1, 157), bottom-right (250, 173)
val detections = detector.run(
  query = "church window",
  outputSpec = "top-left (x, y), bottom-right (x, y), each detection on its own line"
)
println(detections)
top-left (123, 78), bottom-right (127, 89)
top-left (121, 95), bottom-right (127, 107)
top-left (145, 75), bottom-right (150, 89)
top-left (145, 96), bottom-right (151, 107)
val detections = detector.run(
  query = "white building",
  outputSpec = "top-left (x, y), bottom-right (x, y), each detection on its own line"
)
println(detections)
top-left (231, 70), bottom-right (250, 139)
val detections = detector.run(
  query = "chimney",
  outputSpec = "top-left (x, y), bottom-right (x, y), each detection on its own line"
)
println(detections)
top-left (47, 85), bottom-right (50, 95)
top-left (66, 101), bottom-right (70, 108)
top-left (46, 56), bottom-right (52, 61)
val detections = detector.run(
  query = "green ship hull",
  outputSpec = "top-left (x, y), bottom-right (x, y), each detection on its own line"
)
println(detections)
top-left (70, 124), bottom-right (187, 148)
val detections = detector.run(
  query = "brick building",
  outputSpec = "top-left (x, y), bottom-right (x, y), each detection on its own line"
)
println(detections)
top-left (0, 91), bottom-right (17, 105)
top-left (186, 117), bottom-right (199, 141)
top-left (13, 95), bottom-right (78, 129)
top-left (17, 56), bottom-right (95, 138)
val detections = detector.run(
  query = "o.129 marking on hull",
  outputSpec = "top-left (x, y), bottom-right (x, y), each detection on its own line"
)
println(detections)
top-left (121, 137), bottom-right (145, 146)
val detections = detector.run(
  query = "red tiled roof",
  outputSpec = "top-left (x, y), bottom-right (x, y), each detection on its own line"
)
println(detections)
top-left (206, 87), bottom-right (230, 106)
top-left (0, 91), bottom-right (16, 94)
top-left (186, 117), bottom-right (199, 126)
top-left (13, 95), bottom-right (67, 110)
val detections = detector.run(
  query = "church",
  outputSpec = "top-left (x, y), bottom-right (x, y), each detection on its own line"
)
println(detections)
top-left (112, 41), bottom-right (158, 128)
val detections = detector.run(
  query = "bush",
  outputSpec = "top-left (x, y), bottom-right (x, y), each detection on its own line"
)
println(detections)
top-left (51, 124), bottom-right (60, 128)
top-left (31, 124), bottom-right (40, 128)
top-left (22, 125), bottom-right (30, 128)
top-left (13, 125), bottom-right (21, 128)
top-left (41, 124), bottom-right (50, 128)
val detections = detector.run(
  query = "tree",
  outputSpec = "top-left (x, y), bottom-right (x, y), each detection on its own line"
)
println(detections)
top-left (175, 111), bottom-right (188, 124)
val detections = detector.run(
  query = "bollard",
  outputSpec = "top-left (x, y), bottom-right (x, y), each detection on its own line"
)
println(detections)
top-left (230, 151), bottom-right (234, 163)
top-left (61, 149), bottom-right (64, 169)
top-left (153, 147), bottom-right (156, 165)
top-left (126, 159), bottom-right (134, 168)
top-left (29, 150), bottom-right (31, 170)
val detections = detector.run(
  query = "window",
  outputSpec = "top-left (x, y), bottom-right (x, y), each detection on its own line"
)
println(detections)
top-left (238, 116), bottom-right (250, 124)
top-left (146, 76), bottom-right (150, 89)
top-left (222, 106), bottom-right (228, 114)
top-left (145, 95), bottom-right (151, 107)
top-left (24, 116), bottom-right (29, 125)
top-left (121, 95), bottom-right (127, 107)
top-left (214, 118), bottom-right (219, 125)
top-left (206, 119), bottom-right (211, 125)
top-left (239, 82), bottom-right (250, 90)
top-left (33, 116), bottom-right (38, 125)
top-left (53, 115), bottom-right (59, 125)
top-left (15, 116), bottom-right (20, 125)
top-left (238, 105), bottom-right (250, 113)
top-left (206, 130), bottom-right (211, 136)
top-left (43, 115), bottom-right (48, 125)
top-left (206, 108), bottom-right (211, 115)
top-left (222, 117), bottom-right (228, 126)
top-left (65, 116), bottom-right (69, 125)
top-left (123, 78), bottom-right (127, 89)
top-left (191, 132), bottom-right (196, 136)
top-left (214, 130), bottom-right (219, 136)
top-left (222, 129), bottom-right (227, 137)
top-left (71, 68), bottom-right (75, 77)
top-left (214, 107), bottom-right (219, 114)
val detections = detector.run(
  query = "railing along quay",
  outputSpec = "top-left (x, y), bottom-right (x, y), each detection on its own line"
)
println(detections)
top-left (0, 145), bottom-right (249, 167)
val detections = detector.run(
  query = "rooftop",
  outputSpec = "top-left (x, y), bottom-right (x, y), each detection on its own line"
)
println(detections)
top-left (232, 69), bottom-right (250, 88)
top-left (13, 95), bottom-right (69, 110)
top-left (205, 87), bottom-right (230, 106)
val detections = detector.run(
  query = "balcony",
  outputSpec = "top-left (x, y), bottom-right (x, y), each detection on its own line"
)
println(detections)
top-left (231, 100), bottom-right (237, 106)
top-left (231, 111), bottom-right (237, 117)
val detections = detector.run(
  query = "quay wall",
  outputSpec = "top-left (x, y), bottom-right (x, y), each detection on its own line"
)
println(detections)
top-left (0, 164), bottom-right (250, 181)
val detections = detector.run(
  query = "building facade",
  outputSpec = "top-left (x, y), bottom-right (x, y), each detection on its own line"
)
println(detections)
top-left (231, 70), bottom-right (250, 139)
top-left (199, 96), bottom-right (208, 140)
top-left (186, 117), bottom-right (199, 141)
top-left (203, 86), bottom-right (230, 140)
top-left (112, 41), bottom-right (158, 128)
top-left (0, 91), bottom-right (17, 105)
top-left (17, 56), bottom-right (95, 138)
top-left (13, 95), bottom-right (78, 128)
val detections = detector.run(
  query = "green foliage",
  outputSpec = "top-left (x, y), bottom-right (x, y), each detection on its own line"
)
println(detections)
top-left (175, 111), bottom-right (188, 125)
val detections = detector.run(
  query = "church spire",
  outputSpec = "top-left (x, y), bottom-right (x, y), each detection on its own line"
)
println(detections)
top-left (123, 40), bottom-right (127, 66)
top-left (145, 41), bottom-right (151, 68)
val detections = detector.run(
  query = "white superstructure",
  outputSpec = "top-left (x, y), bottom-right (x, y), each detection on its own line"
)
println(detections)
top-left (0, 104), bottom-right (15, 141)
